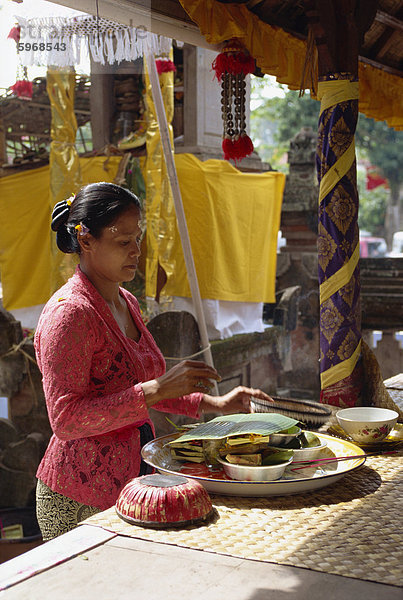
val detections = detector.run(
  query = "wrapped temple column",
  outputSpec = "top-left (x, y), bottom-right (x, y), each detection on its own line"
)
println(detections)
top-left (305, 0), bottom-right (378, 406)
top-left (316, 74), bottom-right (362, 406)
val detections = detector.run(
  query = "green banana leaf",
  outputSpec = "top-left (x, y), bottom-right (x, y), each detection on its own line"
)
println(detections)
top-left (300, 431), bottom-right (321, 447)
top-left (169, 413), bottom-right (298, 444)
top-left (262, 449), bottom-right (294, 465)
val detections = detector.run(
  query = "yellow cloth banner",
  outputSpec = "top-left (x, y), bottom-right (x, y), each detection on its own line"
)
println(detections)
top-left (0, 157), bottom-right (122, 311)
top-left (162, 154), bottom-right (285, 303)
top-left (47, 68), bottom-right (82, 291)
top-left (179, 0), bottom-right (403, 130)
top-left (1, 154), bottom-right (283, 309)
top-left (143, 52), bottom-right (176, 300)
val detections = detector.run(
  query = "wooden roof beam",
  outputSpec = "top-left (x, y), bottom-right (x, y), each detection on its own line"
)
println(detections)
top-left (373, 29), bottom-right (401, 62)
top-left (367, 7), bottom-right (403, 66)
top-left (304, 0), bottom-right (378, 77)
top-left (374, 9), bottom-right (403, 32)
top-left (1, 100), bottom-right (90, 115)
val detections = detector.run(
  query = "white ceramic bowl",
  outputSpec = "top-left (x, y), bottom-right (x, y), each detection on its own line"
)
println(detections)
top-left (291, 438), bottom-right (328, 461)
top-left (336, 407), bottom-right (398, 444)
top-left (217, 456), bottom-right (293, 481)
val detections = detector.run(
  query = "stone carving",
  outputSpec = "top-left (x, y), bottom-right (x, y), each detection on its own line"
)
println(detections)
top-left (0, 306), bottom-right (50, 508)
top-left (282, 126), bottom-right (318, 214)
top-left (275, 127), bottom-right (321, 397)
top-left (0, 307), bottom-right (25, 398)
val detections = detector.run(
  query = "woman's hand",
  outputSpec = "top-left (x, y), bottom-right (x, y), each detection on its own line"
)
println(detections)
top-left (199, 386), bottom-right (274, 415)
top-left (141, 360), bottom-right (221, 407)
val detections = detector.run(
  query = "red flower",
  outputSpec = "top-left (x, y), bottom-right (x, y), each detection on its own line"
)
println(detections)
top-left (10, 80), bottom-right (33, 100)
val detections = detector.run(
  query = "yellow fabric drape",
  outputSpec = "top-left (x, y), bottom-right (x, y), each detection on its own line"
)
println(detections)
top-left (47, 69), bottom-right (82, 290)
top-left (0, 157), bottom-right (122, 311)
top-left (143, 53), bottom-right (176, 300)
top-left (161, 154), bottom-right (285, 303)
top-left (179, 0), bottom-right (403, 130)
top-left (0, 166), bottom-right (54, 311)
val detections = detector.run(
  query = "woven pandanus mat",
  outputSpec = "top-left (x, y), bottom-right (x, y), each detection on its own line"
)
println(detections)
top-left (84, 455), bottom-right (403, 587)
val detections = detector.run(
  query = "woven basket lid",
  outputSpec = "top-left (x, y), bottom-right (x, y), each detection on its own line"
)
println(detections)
top-left (251, 396), bottom-right (332, 428)
top-left (116, 473), bottom-right (214, 529)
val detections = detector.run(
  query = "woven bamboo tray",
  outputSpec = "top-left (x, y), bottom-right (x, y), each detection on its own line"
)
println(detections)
top-left (84, 454), bottom-right (403, 587)
top-left (251, 396), bottom-right (332, 428)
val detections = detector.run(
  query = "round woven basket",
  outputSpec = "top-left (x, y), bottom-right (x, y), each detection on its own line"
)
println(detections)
top-left (116, 473), bottom-right (215, 529)
top-left (251, 396), bottom-right (332, 428)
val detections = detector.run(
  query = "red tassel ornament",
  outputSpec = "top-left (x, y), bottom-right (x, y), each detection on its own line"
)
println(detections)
top-left (212, 39), bottom-right (255, 81)
top-left (8, 26), bottom-right (21, 43)
top-left (237, 133), bottom-right (254, 156)
top-left (212, 39), bottom-right (255, 162)
top-left (10, 79), bottom-right (33, 99)
top-left (9, 30), bottom-right (33, 100)
top-left (222, 133), bottom-right (254, 162)
top-left (222, 137), bottom-right (235, 161)
top-left (155, 58), bottom-right (176, 74)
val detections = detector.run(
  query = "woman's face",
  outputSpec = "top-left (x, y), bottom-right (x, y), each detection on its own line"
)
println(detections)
top-left (81, 205), bottom-right (143, 284)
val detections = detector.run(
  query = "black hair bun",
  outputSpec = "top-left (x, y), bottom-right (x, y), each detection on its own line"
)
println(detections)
top-left (51, 200), bottom-right (70, 232)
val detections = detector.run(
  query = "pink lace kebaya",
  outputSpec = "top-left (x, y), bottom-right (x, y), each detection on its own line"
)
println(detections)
top-left (35, 267), bottom-right (203, 510)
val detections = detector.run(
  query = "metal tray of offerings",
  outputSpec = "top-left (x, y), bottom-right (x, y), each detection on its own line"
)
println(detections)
top-left (141, 432), bottom-right (365, 497)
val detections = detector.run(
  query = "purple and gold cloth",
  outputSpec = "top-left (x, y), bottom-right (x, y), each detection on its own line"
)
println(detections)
top-left (316, 73), bottom-right (362, 406)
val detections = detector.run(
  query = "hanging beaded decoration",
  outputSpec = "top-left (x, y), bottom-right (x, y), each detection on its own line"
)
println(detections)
top-left (8, 24), bottom-right (33, 99)
top-left (212, 39), bottom-right (255, 162)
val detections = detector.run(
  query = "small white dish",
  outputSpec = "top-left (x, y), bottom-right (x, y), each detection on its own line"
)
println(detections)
top-left (269, 426), bottom-right (301, 447)
top-left (217, 456), bottom-right (293, 482)
top-left (336, 407), bottom-right (398, 444)
top-left (291, 439), bottom-right (328, 461)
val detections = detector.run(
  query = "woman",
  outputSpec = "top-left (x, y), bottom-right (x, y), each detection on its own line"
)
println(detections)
top-left (35, 182), bottom-right (272, 540)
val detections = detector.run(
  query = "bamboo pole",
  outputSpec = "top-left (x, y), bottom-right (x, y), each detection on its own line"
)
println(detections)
top-left (144, 45), bottom-right (218, 395)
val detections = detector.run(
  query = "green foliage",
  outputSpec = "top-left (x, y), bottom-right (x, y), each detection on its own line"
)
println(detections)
top-left (250, 80), bottom-right (319, 170)
top-left (356, 115), bottom-right (403, 200)
top-left (250, 77), bottom-right (402, 234)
